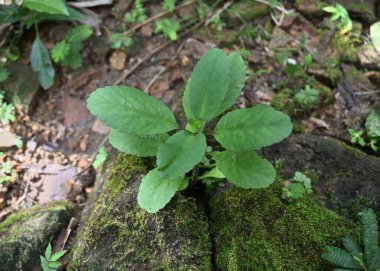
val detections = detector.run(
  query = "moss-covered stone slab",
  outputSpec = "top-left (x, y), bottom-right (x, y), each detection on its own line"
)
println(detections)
top-left (262, 135), bottom-right (380, 218)
top-left (210, 181), bottom-right (359, 270)
top-left (68, 154), bottom-right (211, 271)
top-left (0, 200), bottom-right (74, 271)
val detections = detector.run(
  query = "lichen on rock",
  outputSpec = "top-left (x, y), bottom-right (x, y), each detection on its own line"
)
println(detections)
top-left (0, 200), bottom-right (74, 271)
top-left (68, 153), bottom-right (211, 271)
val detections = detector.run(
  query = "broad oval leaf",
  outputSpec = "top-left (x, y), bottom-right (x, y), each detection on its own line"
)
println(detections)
top-left (138, 168), bottom-right (188, 213)
top-left (214, 104), bottom-right (292, 152)
top-left (183, 48), bottom-right (230, 121)
top-left (23, 0), bottom-right (69, 15)
top-left (218, 52), bottom-right (246, 114)
top-left (370, 22), bottom-right (380, 53)
top-left (213, 151), bottom-right (276, 189)
top-left (87, 86), bottom-right (178, 136)
top-left (109, 129), bottom-right (168, 157)
top-left (31, 36), bottom-right (55, 90)
top-left (157, 130), bottom-right (206, 179)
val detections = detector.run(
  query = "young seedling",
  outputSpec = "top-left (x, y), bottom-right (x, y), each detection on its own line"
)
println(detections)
top-left (92, 147), bottom-right (108, 169)
top-left (322, 209), bottom-right (380, 270)
top-left (322, 4), bottom-right (352, 34)
top-left (40, 243), bottom-right (67, 271)
top-left (51, 25), bottom-right (93, 70)
top-left (295, 85), bottom-right (320, 107)
top-left (125, 0), bottom-right (147, 23)
top-left (87, 48), bottom-right (293, 213)
top-left (155, 18), bottom-right (180, 41)
top-left (282, 171), bottom-right (312, 200)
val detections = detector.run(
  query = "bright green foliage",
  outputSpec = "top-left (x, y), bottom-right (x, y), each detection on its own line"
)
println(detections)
top-left (23, 0), bottom-right (69, 16)
top-left (370, 22), bottom-right (380, 53)
top-left (87, 48), bottom-right (293, 212)
top-left (31, 35), bottom-right (55, 90)
top-left (157, 130), bottom-right (206, 179)
top-left (282, 171), bottom-right (312, 200)
top-left (125, 0), bottom-right (147, 23)
top-left (322, 209), bottom-right (380, 270)
top-left (322, 4), bottom-right (352, 34)
top-left (155, 19), bottom-right (180, 41)
top-left (214, 105), bottom-right (292, 152)
top-left (348, 129), bottom-right (366, 147)
top-left (295, 85), bottom-right (319, 106)
top-left (163, 0), bottom-right (176, 13)
top-left (87, 86), bottom-right (178, 136)
top-left (0, 92), bottom-right (16, 125)
top-left (137, 168), bottom-right (188, 213)
top-left (51, 25), bottom-right (93, 69)
top-left (212, 151), bottom-right (276, 189)
top-left (40, 243), bottom-right (67, 271)
top-left (110, 34), bottom-right (133, 50)
top-left (0, 68), bottom-right (9, 83)
top-left (92, 147), bottom-right (108, 169)
top-left (0, 159), bottom-right (17, 184)
top-left (109, 130), bottom-right (168, 157)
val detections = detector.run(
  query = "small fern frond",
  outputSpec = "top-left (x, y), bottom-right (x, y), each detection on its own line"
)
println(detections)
top-left (0, 68), bottom-right (9, 83)
top-left (51, 41), bottom-right (70, 63)
top-left (63, 50), bottom-right (82, 70)
top-left (359, 209), bottom-right (379, 268)
top-left (66, 25), bottom-right (93, 43)
top-left (322, 246), bottom-right (361, 269)
top-left (343, 237), bottom-right (363, 259)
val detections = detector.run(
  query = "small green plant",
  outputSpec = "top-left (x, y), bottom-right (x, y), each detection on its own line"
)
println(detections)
top-left (0, 91), bottom-right (16, 125)
top-left (155, 18), bottom-right (180, 41)
top-left (40, 243), bottom-right (67, 271)
top-left (163, 0), bottom-right (176, 13)
top-left (208, 15), bottom-right (225, 31)
top-left (87, 48), bottom-right (293, 213)
top-left (295, 85), bottom-right (320, 107)
top-left (51, 25), bottom-right (93, 69)
top-left (282, 171), bottom-right (312, 200)
top-left (322, 209), bottom-right (380, 270)
top-left (0, 0), bottom-right (84, 89)
top-left (348, 129), bottom-right (366, 147)
top-left (125, 0), bottom-right (148, 23)
top-left (348, 110), bottom-right (380, 151)
top-left (322, 4), bottom-right (352, 34)
top-left (0, 154), bottom-right (17, 184)
top-left (92, 147), bottom-right (108, 169)
top-left (109, 33), bottom-right (133, 50)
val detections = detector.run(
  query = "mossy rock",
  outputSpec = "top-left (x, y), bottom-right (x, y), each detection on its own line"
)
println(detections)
top-left (210, 180), bottom-right (359, 270)
top-left (0, 200), bottom-right (74, 271)
top-left (68, 154), bottom-right (211, 271)
top-left (262, 135), bottom-right (380, 219)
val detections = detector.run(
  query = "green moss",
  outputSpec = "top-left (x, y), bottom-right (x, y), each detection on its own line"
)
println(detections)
top-left (69, 153), bottom-right (211, 271)
top-left (0, 200), bottom-right (74, 237)
top-left (210, 179), bottom-right (360, 271)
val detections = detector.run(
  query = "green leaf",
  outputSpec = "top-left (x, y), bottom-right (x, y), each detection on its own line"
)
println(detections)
top-left (45, 243), bottom-right (52, 260)
top-left (92, 147), bottom-right (108, 169)
top-left (51, 41), bottom-right (70, 63)
top-left (218, 52), bottom-right (246, 114)
top-left (157, 130), bottom-right (206, 179)
top-left (321, 246), bottom-right (362, 269)
top-left (359, 209), bottom-right (378, 268)
top-left (109, 129), bottom-right (168, 157)
top-left (183, 48), bottom-right (230, 121)
top-left (50, 250), bottom-right (67, 261)
top-left (214, 104), bottom-right (293, 152)
top-left (213, 151), bottom-right (276, 189)
top-left (66, 25), bottom-right (93, 43)
top-left (289, 183), bottom-right (306, 199)
top-left (38, 7), bottom-right (85, 21)
top-left (365, 111), bottom-right (380, 138)
top-left (40, 256), bottom-right (50, 271)
top-left (31, 35), bottom-right (55, 90)
top-left (371, 22), bottom-right (380, 53)
top-left (0, 68), bottom-right (9, 83)
top-left (322, 6), bottom-right (338, 13)
top-left (48, 261), bottom-right (61, 268)
top-left (23, 0), bottom-right (69, 15)
top-left (63, 48), bottom-right (82, 69)
top-left (87, 86), bottom-right (178, 136)
top-left (137, 168), bottom-right (187, 213)
top-left (342, 237), bottom-right (363, 259)
top-left (198, 166), bottom-right (225, 180)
